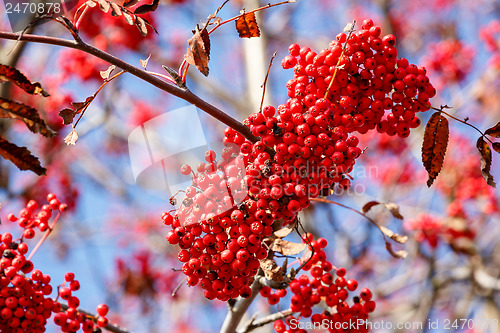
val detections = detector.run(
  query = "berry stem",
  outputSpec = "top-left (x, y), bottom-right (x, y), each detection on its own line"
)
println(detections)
top-left (431, 105), bottom-right (495, 144)
top-left (324, 20), bottom-right (356, 99)
top-left (260, 52), bottom-right (277, 112)
top-left (27, 211), bottom-right (61, 261)
top-left (74, 70), bottom-right (125, 127)
top-left (310, 197), bottom-right (401, 245)
top-left (74, 4), bottom-right (89, 31)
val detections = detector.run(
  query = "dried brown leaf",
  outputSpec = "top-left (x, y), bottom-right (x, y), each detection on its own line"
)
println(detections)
top-left (485, 122), bottom-right (500, 138)
top-left (123, 0), bottom-right (139, 7)
top-left (274, 224), bottom-right (296, 239)
top-left (362, 201), bottom-right (404, 219)
top-left (135, 16), bottom-right (148, 36)
top-left (64, 127), bottom-right (79, 145)
top-left (100, 65), bottom-right (116, 80)
top-left (270, 239), bottom-right (306, 256)
top-left (361, 201), bottom-right (379, 214)
top-left (235, 12), bottom-right (260, 38)
top-left (0, 64), bottom-right (49, 97)
top-left (94, 0), bottom-right (110, 12)
top-left (422, 112), bottom-right (449, 187)
top-left (476, 137), bottom-right (496, 187)
top-left (260, 258), bottom-right (283, 281)
top-left (71, 96), bottom-right (94, 112)
top-left (383, 203), bottom-right (404, 220)
top-left (379, 226), bottom-right (408, 244)
top-left (493, 142), bottom-right (500, 154)
top-left (110, 2), bottom-right (122, 16)
top-left (0, 98), bottom-right (56, 137)
top-left (123, 11), bottom-right (134, 25)
top-left (385, 242), bottom-right (407, 259)
top-left (59, 108), bottom-right (76, 125)
top-left (134, 0), bottom-right (159, 14)
top-left (184, 25), bottom-right (210, 76)
top-left (343, 22), bottom-right (353, 32)
top-left (140, 55), bottom-right (151, 70)
top-left (0, 135), bottom-right (46, 175)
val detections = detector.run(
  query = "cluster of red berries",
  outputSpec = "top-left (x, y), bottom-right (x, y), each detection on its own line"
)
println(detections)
top-left (282, 18), bottom-right (435, 138)
top-left (422, 39), bottom-right (475, 86)
top-left (53, 273), bottom-right (110, 332)
top-left (273, 235), bottom-right (374, 333)
top-left (1, 194), bottom-right (110, 332)
top-left (163, 148), bottom-right (269, 300)
top-left (162, 19), bottom-right (434, 305)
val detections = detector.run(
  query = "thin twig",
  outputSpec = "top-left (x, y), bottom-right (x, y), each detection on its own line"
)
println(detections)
top-left (27, 211), bottom-right (61, 261)
top-left (74, 71), bottom-right (125, 127)
top-left (430, 105), bottom-right (495, 144)
top-left (310, 197), bottom-right (391, 242)
top-left (207, 1), bottom-right (295, 35)
top-left (325, 20), bottom-right (356, 99)
top-left (260, 52), bottom-right (277, 112)
top-left (171, 278), bottom-right (186, 297)
top-left (0, 31), bottom-right (260, 143)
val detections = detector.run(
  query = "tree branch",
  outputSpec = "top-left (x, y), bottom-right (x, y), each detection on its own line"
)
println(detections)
top-left (220, 278), bottom-right (262, 333)
top-left (0, 31), bottom-right (259, 143)
top-left (236, 309), bottom-right (294, 333)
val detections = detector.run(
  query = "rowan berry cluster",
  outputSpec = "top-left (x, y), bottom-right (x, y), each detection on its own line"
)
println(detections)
top-left (164, 148), bottom-right (267, 300)
top-left (1, 194), bottom-right (110, 332)
top-left (273, 235), bottom-right (374, 333)
top-left (162, 19), bottom-right (435, 307)
top-left (422, 39), bottom-right (475, 86)
top-left (282, 18), bottom-right (435, 138)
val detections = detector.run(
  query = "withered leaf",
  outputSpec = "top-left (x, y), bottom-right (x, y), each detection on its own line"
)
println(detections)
top-left (59, 108), bottom-right (76, 125)
top-left (100, 65), bottom-right (116, 80)
top-left (135, 16), bottom-right (148, 36)
top-left (274, 223), bottom-right (296, 239)
top-left (134, 0), bottom-right (159, 14)
top-left (64, 127), bottom-right (79, 145)
top-left (385, 241), bottom-right (407, 259)
top-left (123, 11), bottom-right (134, 25)
top-left (379, 226), bottom-right (408, 244)
top-left (362, 201), bottom-right (380, 214)
top-left (141, 17), bottom-right (158, 34)
top-left (0, 135), bottom-right (46, 175)
top-left (71, 96), bottom-right (94, 112)
top-left (493, 142), bottom-right (500, 154)
top-left (343, 22), bottom-right (354, 32)
top-left (0, 98), bottom-right (56, 137)
top-left (109, 2), bottom-right (123, 16)
top-left (362, 201), bottom-right (404, 220)
top-left (0, 64), bottom-right (49, 97)
top-left (94, 0), bottom-right (110, 12)
top-left (485, 122), bottom-right (500, 138)
top-left (123, 0), bottom-right (139, 7)
top-left (235, 12), bottom-right (260, 38)
top-left (422, 112), bottom-right (449, 187)
top-left (140, 55), bottom-right (151, 70)
top-left (270, 239), bottom-right (306, 256)
top-left (260, 258), bottom-right (283, 281)
top-left (476, 137), bottom-right (496, 187)
top-left (184, 25), bottom-right (210, 76)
